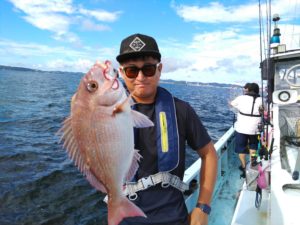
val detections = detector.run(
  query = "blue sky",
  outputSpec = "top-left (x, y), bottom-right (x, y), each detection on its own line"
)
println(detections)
top-left (0, 0), bottom-right (300, 84)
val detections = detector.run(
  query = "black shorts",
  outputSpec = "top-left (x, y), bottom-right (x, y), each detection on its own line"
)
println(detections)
top-left (235, 131), bottom-right (258, 154)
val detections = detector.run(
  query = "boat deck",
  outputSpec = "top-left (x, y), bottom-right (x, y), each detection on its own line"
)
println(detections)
top-left (231, 183), bottom-right (270, 225)
top-left (209, 155), bottom-right (244, 225)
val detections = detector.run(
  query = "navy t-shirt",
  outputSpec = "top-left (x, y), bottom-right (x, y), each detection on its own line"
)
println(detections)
top-left (120, 97), bottom-right (211, 225)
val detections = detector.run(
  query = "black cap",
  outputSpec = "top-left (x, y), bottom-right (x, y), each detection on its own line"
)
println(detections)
top-left (116, 33), bottom-right (161, 63)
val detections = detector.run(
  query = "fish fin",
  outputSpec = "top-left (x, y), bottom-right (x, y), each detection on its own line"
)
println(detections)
top-left (108, 196), bottom-right (146, 225)
top-left (131, 110), bottom-right (154, 128)
top-left (84, 168), bottom-right (107, 193)
top-left (113, 95), bottom-right (131, 115)
top-left (125, 150), bottom-right (142, 181)
top-left (58, 117), bottom-right (108, 193)
top-left (58, 117), bottom-right (85, 172)
top-left (128, 95), bottom-right (136, 106)
top-left (71, 93), bottom-right (77, 106)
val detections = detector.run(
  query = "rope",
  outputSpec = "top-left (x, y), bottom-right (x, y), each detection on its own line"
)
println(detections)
top-left (255, 185), bottom-right (262, 208)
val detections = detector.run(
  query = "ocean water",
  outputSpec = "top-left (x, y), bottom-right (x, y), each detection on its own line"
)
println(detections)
top-left (0, 68), bottom-right (241, 225)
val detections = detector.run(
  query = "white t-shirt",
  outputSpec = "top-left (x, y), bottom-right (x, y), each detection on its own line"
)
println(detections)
top-left (231, 95), bottom-right (262, 135)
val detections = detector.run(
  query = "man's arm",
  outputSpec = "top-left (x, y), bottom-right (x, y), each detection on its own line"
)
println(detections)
top-left (189, 141), bottom-right (218, 225)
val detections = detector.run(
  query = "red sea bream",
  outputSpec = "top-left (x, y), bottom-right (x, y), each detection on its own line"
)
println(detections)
top-left (58, 61), bottom-right (153, 225)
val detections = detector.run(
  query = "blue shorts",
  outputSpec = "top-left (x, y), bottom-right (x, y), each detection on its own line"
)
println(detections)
top-left (235, 132), bottom-right (258, 154)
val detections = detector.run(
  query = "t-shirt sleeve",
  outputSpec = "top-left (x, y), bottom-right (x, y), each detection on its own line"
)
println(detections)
top-left (230, 96), bottom-right (241, 108)
top-left (185, 102), bottom-right (211, 151)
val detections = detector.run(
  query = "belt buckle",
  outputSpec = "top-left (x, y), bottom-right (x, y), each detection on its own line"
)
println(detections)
top-left (141, 176), bottom-right (154, 189)
top-left (161, 172), bottom-right (171, 188)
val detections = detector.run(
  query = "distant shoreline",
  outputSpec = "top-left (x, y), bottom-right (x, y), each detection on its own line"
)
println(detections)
top-left (0, 64), bottom-right (242, 88)
top-left (0, 64), bottom-right (83, 75)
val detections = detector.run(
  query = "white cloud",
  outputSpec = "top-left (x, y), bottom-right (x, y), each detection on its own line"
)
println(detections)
top-left (173, 2), bottom-right (257, 23)
top-left (172, 0), bottom-right (300, 24)
top-left (0, 39), bottom-right (81, 57)
top-left (8, 0), bottom-right (121, 44)
top-left (271, 0), bottom-right (300, 21)
top-left (25, 13), bottom-right (70, 32)
top-left (52, 31), bottom-right (81, 46)
top-left (78, 7), bottom-right (122, 22)
top-left (9, 0), bottom-right (74, 14)
top-left (278, 24), bottom-right (300, 50)
top-left (0, 39), bottom-right (117, 72)
top-left (4, 0), bottom-right (300, 85)
top-left (80, 19), bottom-right (111, 31)
top-left (45, 58), bottom-right (94, 72)
top-left (158, 27), bottom-right (261, 84)
top-left (166, 0), bottom-right (300, 84)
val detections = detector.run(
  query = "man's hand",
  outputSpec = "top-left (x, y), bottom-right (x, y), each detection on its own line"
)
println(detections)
top-left (259, 105), bottom-right (264, 115)
top-left (189, 207), bottom-right (209, 225)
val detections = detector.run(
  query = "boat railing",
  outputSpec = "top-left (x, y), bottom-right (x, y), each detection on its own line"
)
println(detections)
top-left (184, 126), bottom-right (236, 212)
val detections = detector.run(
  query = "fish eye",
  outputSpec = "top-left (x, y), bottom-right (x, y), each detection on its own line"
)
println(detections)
top-left (87, 81), bottom-right (98, 92)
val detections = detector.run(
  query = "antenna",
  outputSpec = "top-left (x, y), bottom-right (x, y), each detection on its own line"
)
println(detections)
top-left (270, 13), bottom-right (286, 54)
top-left (270, 14), bottom-right (281, 46)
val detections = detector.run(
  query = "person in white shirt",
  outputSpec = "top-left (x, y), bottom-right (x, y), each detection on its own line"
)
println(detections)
top-left (230, 83), bottom-right (262, 178)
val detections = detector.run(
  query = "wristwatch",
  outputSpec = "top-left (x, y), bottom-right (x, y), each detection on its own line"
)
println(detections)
top-left (196, 203), bottom-right (211, 215)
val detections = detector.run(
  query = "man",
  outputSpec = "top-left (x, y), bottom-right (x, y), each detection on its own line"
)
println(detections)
top-left (230, 83), bottom-right (262, 178)
top-left (116, 33), bottom-right (218, 225)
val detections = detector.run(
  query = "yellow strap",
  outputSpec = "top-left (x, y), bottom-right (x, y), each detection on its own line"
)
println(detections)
top-left (159, 112), bottom-right (169, 152)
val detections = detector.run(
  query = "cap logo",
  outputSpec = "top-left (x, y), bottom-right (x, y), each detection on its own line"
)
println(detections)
top-left (129, 37), bottom-right (146, 52)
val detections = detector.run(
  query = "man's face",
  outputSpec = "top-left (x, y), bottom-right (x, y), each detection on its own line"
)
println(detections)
top-left (119, 57), bottom-right (162, 104)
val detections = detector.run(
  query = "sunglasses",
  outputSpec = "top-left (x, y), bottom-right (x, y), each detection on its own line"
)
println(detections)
top-left (121, 63), bottom-right (160, 78)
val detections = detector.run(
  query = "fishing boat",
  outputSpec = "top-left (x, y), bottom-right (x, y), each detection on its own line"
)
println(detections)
top-left (183, 3), bottom-right (300, 225)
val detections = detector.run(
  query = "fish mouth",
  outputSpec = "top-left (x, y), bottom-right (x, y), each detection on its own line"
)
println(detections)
top-left (103, 60), bottom-right (119, 91)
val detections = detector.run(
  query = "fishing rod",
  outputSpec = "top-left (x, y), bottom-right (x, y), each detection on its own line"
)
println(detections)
top-left (265, 0), bottom-right (272, 149)
top-left (254, 0), bottom-right (274, 208)
top-left (258, 0), bottom-right (274, 153)
top-left (258, 0), bottom-right (266, 154)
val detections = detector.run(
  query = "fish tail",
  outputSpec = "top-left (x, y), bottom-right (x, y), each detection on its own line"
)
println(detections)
top-left (107, 196), bottom-right (146, 225)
